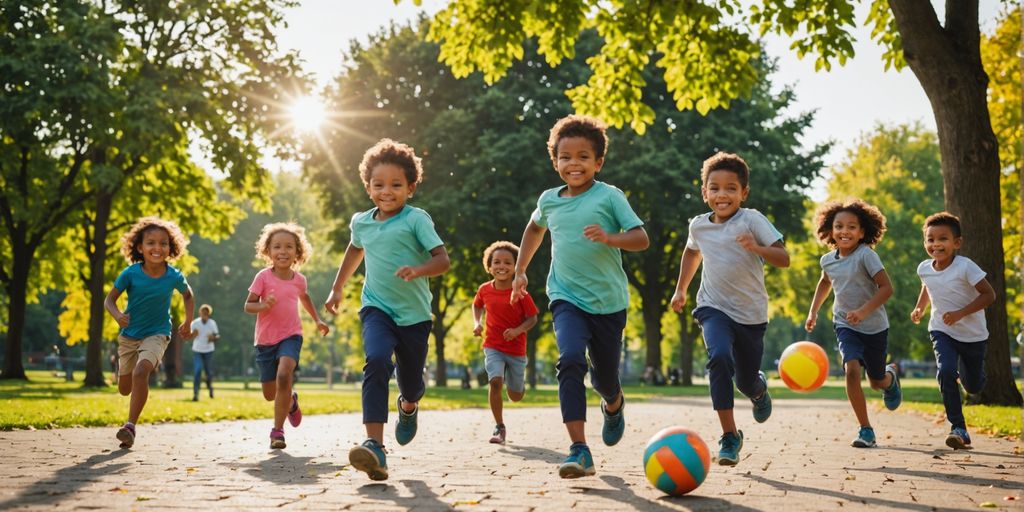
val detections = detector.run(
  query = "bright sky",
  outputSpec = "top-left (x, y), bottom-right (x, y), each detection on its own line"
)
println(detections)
top-left (275, 1), bottom-right (1001, 199)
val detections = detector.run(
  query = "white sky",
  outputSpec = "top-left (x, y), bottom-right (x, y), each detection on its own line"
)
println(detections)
top-left (274, 1), bottom-right (1001, 199)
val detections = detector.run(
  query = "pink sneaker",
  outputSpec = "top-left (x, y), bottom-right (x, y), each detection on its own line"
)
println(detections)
top-left (287, 391), bottom-right (302, 427)
top-left (116, 424), bottom-right (135, 449)
top-left (270, 428), bottom-right (286, 449)
top-left (489, 425), bottom-right (506, 445)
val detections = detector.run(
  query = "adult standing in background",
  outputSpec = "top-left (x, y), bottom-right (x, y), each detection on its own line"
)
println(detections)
top-left (188, 304), bottom-right (219, 401)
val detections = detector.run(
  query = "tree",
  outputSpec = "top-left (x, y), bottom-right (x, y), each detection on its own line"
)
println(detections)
top-left (415, 0), bottom-right (1022, 405)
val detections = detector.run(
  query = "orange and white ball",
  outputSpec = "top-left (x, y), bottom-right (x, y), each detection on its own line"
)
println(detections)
top-left (778, 341), bottom-right (829, 392)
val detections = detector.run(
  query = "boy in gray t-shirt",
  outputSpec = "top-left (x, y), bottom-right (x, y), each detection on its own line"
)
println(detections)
top-left (671, 152), bottom-right (790, 467)
top-left (805, 199), bottom-right (902, 449)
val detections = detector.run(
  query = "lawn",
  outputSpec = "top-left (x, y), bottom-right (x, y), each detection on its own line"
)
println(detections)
top-left (1, 371), bottom-right (1019, 438)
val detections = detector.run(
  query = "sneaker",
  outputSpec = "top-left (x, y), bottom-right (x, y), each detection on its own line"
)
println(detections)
top-left (600, 394), bottom-right (625, 446)
top-left (209, 388), bottom-right (214, 399)
top-left (489, 424), bottom-right (506, 445)
top-left (116, 424), bottom-right (135, 449)
top-left (851, 426), bottom-right (876, 448)
top-left (349, 438), bottom-right (389, 481)
top-left (395, 396), bottom-right (418, 446)
top-left (287, 392), bottom-right (302, 428)
top-left (751, 371), bottom-right (772, 423)
top-left (270, 428), bottom-right (286, 449)
top-left (717, 430), bottom-right (744, 466)
top-left (192, 395), bottom-right (199, 402)
top-left (883, 363), bottom-right (902, 411)
top-left (946, 428), bottom-right (973, 450)
top-left (558, 443), bottom-right (596, 478)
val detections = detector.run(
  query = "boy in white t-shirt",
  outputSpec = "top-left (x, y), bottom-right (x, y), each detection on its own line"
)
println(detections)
top-left (188, 304), bottom-right (219, 401)
top-left (911, 212), bottom-right (996, 450)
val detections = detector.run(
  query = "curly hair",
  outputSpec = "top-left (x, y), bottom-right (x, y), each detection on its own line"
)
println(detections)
top-left (701, 152), bottom-right (750, 188)
top-left (199, 304), bottom-right (213, 314)
top-left (814, 199), bottom-right (887, 248)
top-left (482, 241), bottom-right (519, 271)
top-left (924, 211), bottom-right (962, 238)
top-left (547, 114), bottom-right (609, 161)
top-left (120, 217), bottom-right (188, 263)
top-left (254, 222), bottom-right (313, 268)
top-left (359, 138), bottom-right (423, 186)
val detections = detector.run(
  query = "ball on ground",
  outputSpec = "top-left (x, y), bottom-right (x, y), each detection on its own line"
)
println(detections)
top-left (643, 426), bottom-right (710, 496)
top-left (778, 341), bottom-right (829, 392)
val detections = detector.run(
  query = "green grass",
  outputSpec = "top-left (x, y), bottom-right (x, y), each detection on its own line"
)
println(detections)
top-left (2, 371), bottom-right (1019, 438)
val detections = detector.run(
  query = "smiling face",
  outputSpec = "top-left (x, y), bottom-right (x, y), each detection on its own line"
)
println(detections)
top-left (702, 169), bottom-right (749, 222)
top-left (366, 163), bottom-right (415, 220)
top-left (554, 136), bottom-right (603, 196)
top-left (268, 231), bottom-right (298, 270)
top-left (487, 248), bottom-right (516, 285)
top-left (137, 227), bottom-right (171, 267)
top-left (831, 211), bottom-right (864, 255)
top-left (924, 224), bottom-right (960, 267)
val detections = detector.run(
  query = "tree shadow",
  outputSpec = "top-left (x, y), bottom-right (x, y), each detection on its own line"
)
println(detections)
top-left (853, 465), bottom-right (1022, 490)
top-left (220, 450), bottom-right (345, 484)
top-left (355, 479), bottom-right (451, 511)
top-left (498, 443), bottom-right (565, 464)
top-left (881, 444), bottom-right (1014, 459)
top-left (0, 450), bottom-right (130, 509)
top-left (743, 473), bottom-right (975, 512)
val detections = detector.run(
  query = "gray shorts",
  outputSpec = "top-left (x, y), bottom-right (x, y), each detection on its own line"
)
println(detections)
top-left (484, 347), bottom-right (527, 393)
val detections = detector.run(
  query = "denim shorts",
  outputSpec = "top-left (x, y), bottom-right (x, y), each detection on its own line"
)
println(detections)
top-left (255, 334), bottom-right (303, 382)
top-left (836, 327), bottom-right (888, 381)
top-left (484, 347), bottom-right (528, 393)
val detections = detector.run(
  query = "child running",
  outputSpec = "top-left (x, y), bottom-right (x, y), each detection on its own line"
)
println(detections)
top-left (671, 152), bottom-right (789, 466)
top-left (104, 217), bottom-right (195, 449)
top-left (472, 241), bottom-right (539, 444)
top-left (805, 199), bottom-right (902, 448)
top-left (244, 222), bottom-right (330, 449)
top-left (911, 212), bottom-right (995, 449)
top-left (324, 138), bottom-right (450, 481)
top-left (512, 114), bottom-right (649, 478)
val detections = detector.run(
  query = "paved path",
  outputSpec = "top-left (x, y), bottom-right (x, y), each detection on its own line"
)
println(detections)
top-left (0, 397), bottom-right (1021, 511)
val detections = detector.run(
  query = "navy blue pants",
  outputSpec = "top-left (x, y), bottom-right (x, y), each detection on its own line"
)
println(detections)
top-left (193, 351), bottom-right (213, 395)
top-left (932, 331), bottom-right (987, 430)
top-left (360, 307), bottom-right (431, 424)
top-left (551, 300), bottom-right (626, 423)
top-left (694, 307), bottom-right (767, 411)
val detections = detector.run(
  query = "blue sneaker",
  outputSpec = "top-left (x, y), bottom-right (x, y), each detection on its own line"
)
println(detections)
top-left (717, 430), bottom-right (744, 466)
top-left (394, 396), bottom-right (418, 446)
top-left (349, 438), bottom-right (389, 481)
top-left (883, 363), bottom-right (902, 411)
top-left (558, 443), bottom-right (596, 478)
top-left (946, 428), bottom-right (973, 450)
top-left (751, 371), bottom-right (772, 423)
top-left (601, 394), bottom-right (625, 446)
top-left (851, 426), bottom-right (876, 448)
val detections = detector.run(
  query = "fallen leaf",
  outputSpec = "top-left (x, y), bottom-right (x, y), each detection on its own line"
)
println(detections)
top-left (979, 502), bottom-right (997, 508)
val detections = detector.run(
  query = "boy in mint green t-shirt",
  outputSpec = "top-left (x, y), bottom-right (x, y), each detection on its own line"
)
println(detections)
top-left (512, 115), bottom-right (649, 479)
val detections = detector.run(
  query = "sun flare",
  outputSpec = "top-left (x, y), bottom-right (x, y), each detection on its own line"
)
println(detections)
top-left (288, 95), bottom-right (326, 133)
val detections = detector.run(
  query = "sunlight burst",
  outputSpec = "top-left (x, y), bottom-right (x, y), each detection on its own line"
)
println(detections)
top-left (288, 95), bottom-right (326, 134)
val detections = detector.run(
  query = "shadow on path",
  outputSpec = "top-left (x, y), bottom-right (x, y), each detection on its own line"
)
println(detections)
top-left (220, 450), bottom-right (345, 484)
top-left (356, 479), bottom-right (451, 511)
top-left (881, 444), bottom-right (1014, 459)
top-left (743, 473), bottom-right (975, 512)
top-left (499, 444), bottom-right (564, 464)
top-left (588, 475), bottom-right (762, 512)
top-left (853, 466), bottom-right (1024, 490)
top-left (0, 450), bottom-right (129, 509)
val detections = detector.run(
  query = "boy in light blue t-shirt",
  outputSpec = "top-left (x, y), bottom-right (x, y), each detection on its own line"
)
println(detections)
top-left (325, 138), bottom-right (450, 481)
top-left (512, 115), bottom-right (649, 479)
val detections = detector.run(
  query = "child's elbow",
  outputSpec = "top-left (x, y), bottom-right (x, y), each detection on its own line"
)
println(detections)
top-left (776, 254), bottom-right (791, 268)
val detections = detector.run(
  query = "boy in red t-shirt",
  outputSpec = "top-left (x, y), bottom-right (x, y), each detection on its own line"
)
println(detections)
top-left (473, 241), bottom-right (539, 444)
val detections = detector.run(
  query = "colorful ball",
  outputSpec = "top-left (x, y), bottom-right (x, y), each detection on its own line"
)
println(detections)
top-left (643, 427), bottom-right (710, 496)
top-left (778, 341), bottom-right (829, 392)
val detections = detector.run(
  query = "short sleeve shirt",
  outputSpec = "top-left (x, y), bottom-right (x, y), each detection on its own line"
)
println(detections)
top-left (190, 318), bottom-right (219, 353)
top-left (918, 256), bottom-right (989, 342)
top-left (248, 268), bottom-right (307, 346)
top-left (820, 244), bottom-right (889, 334)
top-left (685, 208), bottom-right (783, 325)
top-left (351, 205), bottom-right (444, 326)
top-left (113, 263), bottom-right (189, 339)
top-left (530, 181), bottom-right (644, 314)
top-left (473, 281), bottom-right (540, 356)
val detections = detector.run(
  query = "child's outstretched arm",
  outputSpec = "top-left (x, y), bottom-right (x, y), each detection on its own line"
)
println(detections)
top-left (736, 236), bottom-right (790, 268)
top-left (503, 314), bottom-right (539, 341)
top-left (846, 269), bottom-right (893, 326)
top-left (910, 283), bottom-right (931, 324)
top-left (583, 225), bottom-right (650, 251)
top-left (104, 287), bottom-right (130, 328)
top-left (178, 286), bottom-right (195, 338)
top-left (805, 271), bottom-right (833, 332)
top-left (300, 291), bottom-right (330, 335)
top-left (670, 248), bottom-right (702, 313)
top-left (324, 243), bottom-right (365, 315)
top-left (512, 221), bottom-right (546, 304)
top-left (244, 291), bottom-right (274, 314)
top-left (395, 245), bottom-right (450, 282)
top-left (472, 304), bottom-right (485, 337)
top-left (942, 277), bottom-right (996, 326)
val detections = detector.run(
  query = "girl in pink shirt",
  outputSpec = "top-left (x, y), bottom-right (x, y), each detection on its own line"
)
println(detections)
top-left (245, 222), bottom-right (329, 449)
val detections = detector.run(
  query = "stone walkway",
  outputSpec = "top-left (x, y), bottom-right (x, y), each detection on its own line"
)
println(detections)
top-left (0, 397), bottom-right (1021, 510)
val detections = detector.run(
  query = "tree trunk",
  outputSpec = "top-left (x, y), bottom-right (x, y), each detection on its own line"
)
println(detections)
top-left (889, 0), bottom-right (1022, 405)
top-left (432, 320), bottom-right (447, 387)
top-left (640, 288), bottom-right (664, 373)
top-left (83, 191), bottom-right (113, 387)
top-left (1, 243), bottom-right (32, 379)
top-left (526, 334), bottom-right (537, 390)
top-left (679, 314), bottom-right (695, 386)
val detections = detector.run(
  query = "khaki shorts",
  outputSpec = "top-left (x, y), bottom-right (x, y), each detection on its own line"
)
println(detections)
top-left (118, 334), bottom-right (170, 376)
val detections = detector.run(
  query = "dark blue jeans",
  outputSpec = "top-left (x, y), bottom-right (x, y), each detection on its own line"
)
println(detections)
top-left (193, 351), bottom-right (214, 396)
top-left (360, 307), bottom-right (431, 424)
top-left (551, 300), bottom-right (626, 423)
top-left (694, 307), bottom-right (767, 411)
top-left (932, 331), bottom-right (987, 430)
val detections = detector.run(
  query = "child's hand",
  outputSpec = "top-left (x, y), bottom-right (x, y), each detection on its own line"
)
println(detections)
top-left (395, 265), bottom-right (418, 282)
top-left (583, 224), bottom-right (609, 244)
top-left (177, 322), bottom-right (192, 338)
top-left (845, 308), bottom-right (865, 325)
top-left (316, 319), bottom-right (330, 336)
top-left (116, 312), bottom-right (130, 328)
top-left (511, 274), bottom-right (528, 304)
top-left (264, 293), bottom-right (277, 310)
top-left (324, 290), bottom-right (341, 315)
top-left (670, 290), bottom-right (687, 313)
top-left (473, 324), bottom-right (483, 337)
top-left (805, 315), bottom-right (816, 333)
top-left (735, 233), bottom-right (758, 253)
top-left (502, 327), bottom-right (521, 341)
top-left (910, 308), bottom-right (924, 324)
top-left (942, 310), bottom-right (964, 326)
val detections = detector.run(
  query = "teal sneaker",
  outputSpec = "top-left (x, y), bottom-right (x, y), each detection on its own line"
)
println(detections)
top-left (558, 443), bottom-right (596, 479)
top-left (717, 430), bottom-right (744, 466)
top-left (883, 364), bottom-right (902, 411)
top-left (349, 438), bottom-right (389, 481)
top-left (394, 396), bottom-right (418, 446)
top-left (600, 394), bottom-right (625, 446)
top-left (946, 427), bottom-right (973, 450)
top-left (851, 426), bottom-right (876, 448)
top-left (751, 371), bottom-right (772, 423)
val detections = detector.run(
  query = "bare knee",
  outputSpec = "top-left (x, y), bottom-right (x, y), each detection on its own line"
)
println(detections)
top-left (844, 361), bottom-right (862, 381)
top-left (118, 377), bottom-right (132, 396)
top-left (489, 378), bottom-right (503, 391)
top-left (507, 390), bottom-right (524, 402)
top-left (276, 372), bottom-right (293, 391)
top-left (262, 382), bottom-right (276, 401)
